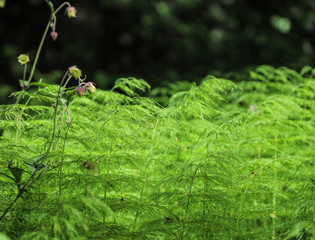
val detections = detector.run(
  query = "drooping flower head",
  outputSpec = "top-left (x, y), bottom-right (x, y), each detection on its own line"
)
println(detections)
top-left (17, 54), bottom-right (30, 65)
top-left (66, 6), bottom-right (77, 18)
top-left (75, 86), bottom-right (85, 97)
top-left (50, 31), bottom-right (58, 41)
top-left (68, 65), bottom-right (82, 79)
top-left (85, 82), bottom-right (96, 94)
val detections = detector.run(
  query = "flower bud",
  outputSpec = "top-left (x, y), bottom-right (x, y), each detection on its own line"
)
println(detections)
top-left (50, 31), bottom-right (58, 41)
top-left (85, 82), bottom-right (96, 94)
top-left (66, 111), bottom-right (72, 126)
top-left (66, 6), bottom-right (77, 18)
top-left (68, 65), bottom-right (82, 79)
top-left (75, 86), bottom-right (85, 97)
top-left (17, 54), bottom-right (30, 65)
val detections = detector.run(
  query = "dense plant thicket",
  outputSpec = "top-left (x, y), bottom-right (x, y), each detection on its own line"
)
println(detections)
top-left (0, 65), bottom-right (314, 239)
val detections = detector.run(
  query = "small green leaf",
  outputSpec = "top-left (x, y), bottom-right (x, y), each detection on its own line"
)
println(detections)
top-left (8, 161), bottom-right (24, 183)
top-left (45, 0), bottom-right (54, 13)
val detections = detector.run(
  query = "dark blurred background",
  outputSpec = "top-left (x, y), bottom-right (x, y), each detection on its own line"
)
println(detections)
top-left (1, 0), bottom-right (315, 103)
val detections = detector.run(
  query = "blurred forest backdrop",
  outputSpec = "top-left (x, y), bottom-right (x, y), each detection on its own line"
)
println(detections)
top-left (1, 0), bottom-right (315, 103)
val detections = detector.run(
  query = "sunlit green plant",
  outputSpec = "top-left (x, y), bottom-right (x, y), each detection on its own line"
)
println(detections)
top-left (0, 3), bottom-right (314, 240)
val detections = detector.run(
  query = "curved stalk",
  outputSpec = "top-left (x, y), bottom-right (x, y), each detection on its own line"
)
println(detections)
top-left (0, 72), bottom-right (71, 221)
top-left (16, 2), bottom-right (72, 104)
top-left (26, 20), bottom-right (52, 86)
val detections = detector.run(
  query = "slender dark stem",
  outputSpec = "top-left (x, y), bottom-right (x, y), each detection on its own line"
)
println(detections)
top-left (45, 72), bottom-right (70, 155)
top-left (0, 72), bottom-right (71, 221)
top-left (15, 2), bottom-right (71, 105)
top-left (58, 121), bottom-right (71, 197)
top-left (0, 191), bottom-right (24, 221)
top-left (15, 19), bottom-right (52, 105)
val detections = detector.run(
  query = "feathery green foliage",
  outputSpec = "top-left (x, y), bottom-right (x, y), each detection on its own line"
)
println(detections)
top-left (0, 65), bottom-right (314, 239)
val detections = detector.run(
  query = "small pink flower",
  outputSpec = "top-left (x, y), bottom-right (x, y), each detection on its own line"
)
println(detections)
top-left (75, 86), bottom-right (85, 97)
top-left (66, 110), bottom-right (71, 125)
top-left (50, 31), bottom-right (58, 41)
top-left (66, 6), bottom-right (77, 18)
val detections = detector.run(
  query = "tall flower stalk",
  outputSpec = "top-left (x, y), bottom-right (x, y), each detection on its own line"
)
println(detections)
top-left (0, 63), bottom-right (95, 221)
top-left (16, 1), bottom-right (77, 104)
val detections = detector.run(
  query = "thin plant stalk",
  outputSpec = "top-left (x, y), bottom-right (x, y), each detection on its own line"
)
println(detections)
top-left (15, 20), bottom-right (52, 105)
top-left (16, 2), bottom-right (72, 104)
top-left (272, 135), bottom-right (278, 240)
top-left (0, 72), bottom-right (71, 221)
top-left (58, 107), bottom-right (71, 198)
top-left (27, 20), bottom-right (51, 85)
top-left (202, 162), bottom-right (208, 240)
top-left (181, 166), bottom-right (199, 240)
top-left (26, 2), bottom-right (71, 86)
top-left (22, 63), bottom-right (27, 88)
top-left (132, 179), bottom-right (145, 232)
top-left (132, 119), bottom-right (159, 233)
top-left (103, 135), bottom-right (114, 226)
top-left (45, 72), bottom-right (70, 155)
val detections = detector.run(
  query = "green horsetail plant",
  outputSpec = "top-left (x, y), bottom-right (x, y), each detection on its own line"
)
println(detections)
top-left (1, 66), bottom-right (313, 239)
top-left (1, 20), bottom-right (315, 239)
top-left (232, 65), bottom-right (315, 239)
